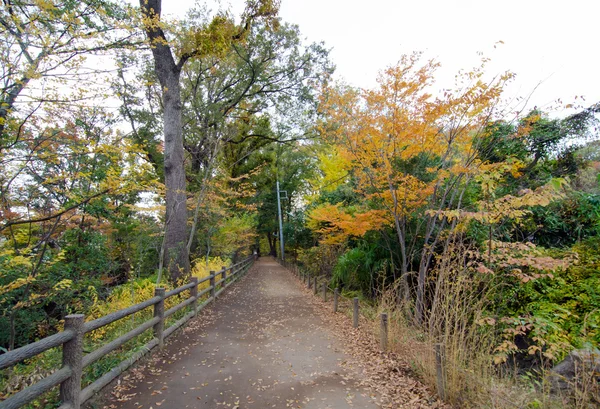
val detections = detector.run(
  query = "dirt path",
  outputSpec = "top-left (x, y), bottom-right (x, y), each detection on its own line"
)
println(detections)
top-left (101, 257), bottom-right (379, 409)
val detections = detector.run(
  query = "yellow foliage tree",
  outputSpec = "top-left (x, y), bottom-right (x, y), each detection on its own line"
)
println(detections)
top-left (316, 53), bottom-right (515, 323)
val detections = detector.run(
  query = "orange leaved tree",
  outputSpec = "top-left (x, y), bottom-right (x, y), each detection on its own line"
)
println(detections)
top-left (316, 53), bottom-right (514, 323)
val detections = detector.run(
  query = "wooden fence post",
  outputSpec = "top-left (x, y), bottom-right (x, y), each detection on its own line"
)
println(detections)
top-left (333, 288), bottom-right (339, 313)
top-left (307, 274), bottom-right (311, 289)
top-left (222, 266), bottom-right (227, 286)
top-left (435, 343), bottom-right (446, 400)
top-left (353, 297), bottom-right (359, 328)
top-left (313, 277), bottom-right (318, 295)
top-left (380, 313), bottom-right (388, 351)
top-left (322, 283), bottom-right (327, 301)
top-left (190, 277), bottom-right (198, 315)
top-left (153, 288), bottom-right (165, 349)
top-left (60, 314), bottom-right (84, 409)
top-left (210, 271), bottom-right (216, 299)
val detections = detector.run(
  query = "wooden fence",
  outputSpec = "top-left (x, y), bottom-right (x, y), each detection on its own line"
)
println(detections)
top-left (0, 255), bottom-right (257, 409)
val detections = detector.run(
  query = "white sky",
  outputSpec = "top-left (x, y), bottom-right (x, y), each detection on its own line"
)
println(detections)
top-left (161, 0), bottom-right (599, 117)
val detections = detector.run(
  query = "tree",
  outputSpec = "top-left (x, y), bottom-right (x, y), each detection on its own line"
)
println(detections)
top-left (474, 106), bottom-right (600, 247)
top-left (247, 142), bottom-right (317, 257)
top-left (138, 0), bottom-right (279, 282)
top-left (0, 104), bottom-right (153, 349)
top-left (0, 0), bottom-right (142, 232)
top-left (180, 18), bottom-right (329, 176)
top-left (0, 0), bottom-right (136, 147)
top-left (316, 53), bottom-right (515, 323)
top-left (179, 18), bottom-right (329, 257)
top-left (0, 0), bottom-right (159, 349)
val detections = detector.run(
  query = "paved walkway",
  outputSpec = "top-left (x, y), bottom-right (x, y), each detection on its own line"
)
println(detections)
top-left (105, 257), bottom-right (378, 409)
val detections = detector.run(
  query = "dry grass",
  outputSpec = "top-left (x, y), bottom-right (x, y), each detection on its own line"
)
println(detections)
top-left (320, 240), bottom-right (599, 409)
top-left (367, 241), bottom-right (598, 409)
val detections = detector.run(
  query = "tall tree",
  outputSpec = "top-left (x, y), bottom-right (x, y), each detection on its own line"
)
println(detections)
top-left (180, 19), bottom-right (330, 177)
top-left (316, 54), bottom-right (514, 323)
top-left (178, 17), bottom-right (329, 256)
top-left (138, 0), bottom-right (279, 281)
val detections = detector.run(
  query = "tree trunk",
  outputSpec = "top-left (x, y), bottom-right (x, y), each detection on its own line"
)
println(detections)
top-left (140, 0), bottom-right (190, 282)
top-left (387, 180), bottom-right (410, 304)
top-left (267, 232), bottom-right (277, 257)
top-left (162, 73), bottom-right (190, 280)
top-left (9, 310), bottom-right (15, 351)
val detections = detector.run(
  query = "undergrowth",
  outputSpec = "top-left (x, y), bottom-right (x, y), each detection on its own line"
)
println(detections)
top-left (319, 242), bottom-right (599, 408)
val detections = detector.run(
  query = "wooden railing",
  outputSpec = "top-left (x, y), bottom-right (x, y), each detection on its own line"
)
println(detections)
top-left (282, 259), bottom-right (364, 326)
top-left (0, 255), bottom-right (256, 409)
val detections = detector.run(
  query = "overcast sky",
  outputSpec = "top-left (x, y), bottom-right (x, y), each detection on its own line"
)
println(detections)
top-left (162, 0), bottom-right (599, 116)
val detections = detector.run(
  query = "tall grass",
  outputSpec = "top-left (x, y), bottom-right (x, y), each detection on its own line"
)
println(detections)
top-left (368, 239), bottom-right (598, 408)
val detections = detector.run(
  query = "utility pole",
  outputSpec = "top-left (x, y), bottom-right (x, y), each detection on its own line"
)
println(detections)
top-left (276, 180), bottom-right (285, 261)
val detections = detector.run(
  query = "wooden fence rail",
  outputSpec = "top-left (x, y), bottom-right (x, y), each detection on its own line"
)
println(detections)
top-left (0, 255), bottom-right (257, 409)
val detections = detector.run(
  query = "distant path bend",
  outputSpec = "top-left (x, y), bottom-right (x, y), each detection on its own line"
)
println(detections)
top-left (103, 257), bottom-right (378, 409)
